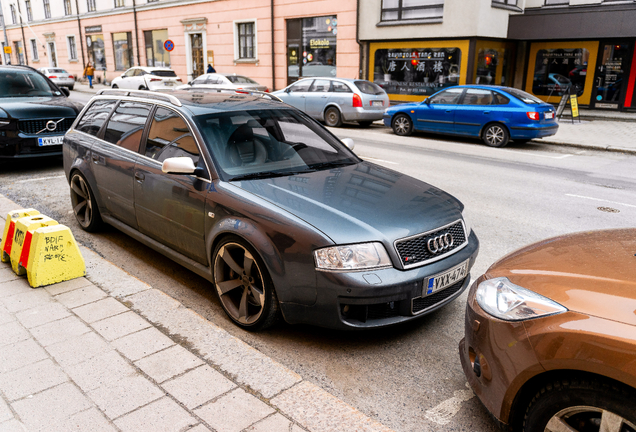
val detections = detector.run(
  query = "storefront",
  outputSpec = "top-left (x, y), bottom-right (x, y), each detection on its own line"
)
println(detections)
top-left (112, 32), bottom-right (133, 71)
top-left (144, 29), bottom-right (171, 68)
top-left (473, 39), bottom-right (515, 87)
top-left (286, 15), bottom-right (338, 85)
top-left (85, 26), bottom-right (106, 71)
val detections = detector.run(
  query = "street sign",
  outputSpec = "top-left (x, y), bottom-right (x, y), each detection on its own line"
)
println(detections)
top-left (164, 40), bottom-right (174, 52)
top-left (570, 94), bottom-right (580, 119)
top-left (4, 46), bottom-right (11, 54)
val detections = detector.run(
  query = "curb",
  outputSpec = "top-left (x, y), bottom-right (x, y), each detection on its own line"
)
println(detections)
top-left (531, 139), bottom-right (636, 155)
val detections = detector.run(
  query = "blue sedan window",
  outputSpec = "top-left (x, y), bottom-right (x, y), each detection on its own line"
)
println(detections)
top-left (461, 89), bottom-right (493, 105)
top-left (428, 88), bottom-right (463, 104)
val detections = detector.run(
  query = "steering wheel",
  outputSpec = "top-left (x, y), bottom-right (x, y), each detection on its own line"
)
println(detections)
top-left (281, 143), bottom-right (308, 160)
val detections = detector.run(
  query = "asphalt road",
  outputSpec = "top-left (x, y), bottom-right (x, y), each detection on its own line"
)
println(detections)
top-left (1, 100), bottom-right (635, 431)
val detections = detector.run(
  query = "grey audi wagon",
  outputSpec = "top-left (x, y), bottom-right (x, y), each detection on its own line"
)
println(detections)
top-left (63, 88), bottom-right (478, 330)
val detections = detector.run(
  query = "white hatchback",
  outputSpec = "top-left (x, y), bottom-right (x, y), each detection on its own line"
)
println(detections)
top-left (37, 67), bottom-right (75, 90)
top-left (111, 67), bottom-right (182, 91)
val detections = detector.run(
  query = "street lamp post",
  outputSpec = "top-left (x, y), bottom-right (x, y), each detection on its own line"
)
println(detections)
top-left (0, 0), bottom-right (11, 64)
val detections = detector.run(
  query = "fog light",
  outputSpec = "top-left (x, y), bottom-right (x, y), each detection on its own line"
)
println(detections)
top-left (343, 305), bottom-right (350, 313)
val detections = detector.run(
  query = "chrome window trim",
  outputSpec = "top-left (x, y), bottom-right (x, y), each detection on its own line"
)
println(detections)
top-left (393, 219), bottom-right (468, 270)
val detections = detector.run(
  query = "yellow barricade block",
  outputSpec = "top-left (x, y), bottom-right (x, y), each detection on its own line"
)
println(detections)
top-left (10, 215), bottom-right (58, 275)
top-left (25, 225), bottom-right (85, 288)
top-left (1, 209), bottom-right (40, 263)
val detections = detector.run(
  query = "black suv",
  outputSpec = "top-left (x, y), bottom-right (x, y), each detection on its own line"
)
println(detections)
top-left (63, 88), bottom-right (478, 331)
top-left (0, 65), bottom-right (83, 159)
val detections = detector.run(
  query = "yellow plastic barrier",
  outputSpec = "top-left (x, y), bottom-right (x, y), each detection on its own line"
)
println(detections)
top-left (10, 215), bottom-right (58, 275)
top-left (1, 209), bottom-right (40, 263)
top-left (25, 225), bottom-right (85, 288)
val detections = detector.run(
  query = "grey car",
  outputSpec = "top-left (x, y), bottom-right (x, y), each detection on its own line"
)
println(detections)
top-left (273, 78), bottom-right (390, 127)
top-left (63, 88), bottom-right (478, 331)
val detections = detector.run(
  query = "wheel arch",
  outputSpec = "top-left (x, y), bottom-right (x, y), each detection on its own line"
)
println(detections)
top-left (323, 103), bottom-right (342, 121)
top-left (479, 121), bottom-right (510, 138)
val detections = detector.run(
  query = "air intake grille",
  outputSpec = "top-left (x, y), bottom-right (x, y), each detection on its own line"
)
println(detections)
top-left (412, 278), bottom-right (466, 314)
top-left (395, 220), bottom-right (467, 268)
top-left (19, 118), bottom-right (75, 135)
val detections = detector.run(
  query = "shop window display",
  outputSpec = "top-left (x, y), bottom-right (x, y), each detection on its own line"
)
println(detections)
top-left (113, 32), bottom-right (133, 71)
top-left (373, 48), bottom-right (461, 96)
top-left (474, 42), bottom-right (514, 87)
top-left (532, 48), bottom-right (589, 97)
top-left (144, 29), bottom-right (171, 68)
top-left (287, 16), bottom-right (337, 79)
top-left (87, 34), bottom-right (107, 71)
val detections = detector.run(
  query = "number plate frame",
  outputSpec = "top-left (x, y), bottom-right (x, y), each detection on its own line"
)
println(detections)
top-left (423, 260), bottom-right (469, 296)
top-left (37, 136), bottom-right (64, 147)
top-left (371, 100), bottom-right (383, 107)
top-left (544, 111), bottom-right (554, 120)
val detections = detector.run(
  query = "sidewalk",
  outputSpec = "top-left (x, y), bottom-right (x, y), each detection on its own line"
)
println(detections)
top-left (0, 194), bottom-right (393, 432)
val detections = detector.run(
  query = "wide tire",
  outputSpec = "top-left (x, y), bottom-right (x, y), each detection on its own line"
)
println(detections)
top-left (324, 107), bottom-right (342, 127)
top-left (70, 172), bottom-right (103, 232)
top-left (392, 114), bottom-right (413, 136)
top-left (482, 123), bottom-right (509, 147)
top-left (212, 236), bottom-right (280, 331)
top-left (111, 84), bottom-right (118, 89)
top-left (523, 377), bottom-right (636, 432)
top-left (139, 86), bottom-right (148, 91)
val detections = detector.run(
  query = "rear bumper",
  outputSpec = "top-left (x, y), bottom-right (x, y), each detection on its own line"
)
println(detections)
top-left (342, 107), bottom-right (386, 122)
top-left (509, 124), bottom-right (559, 139)
top-left (52, 79), bottom-right (75, 87)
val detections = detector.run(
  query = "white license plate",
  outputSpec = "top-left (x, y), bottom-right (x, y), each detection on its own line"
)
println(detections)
top-left (164, 82), bottom-right (174, 86)
top-left (37, 136), bottom-right (64, 146)
top-left (372, 100), bottom-right (383, 107)
top-left (424, 260), bottom-right (469, 296)
top-left (544, 111), bottom-right (554, 119)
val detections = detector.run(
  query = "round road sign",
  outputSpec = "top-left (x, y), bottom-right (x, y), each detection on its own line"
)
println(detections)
top-left (164, 40), bottom-right (174, 52)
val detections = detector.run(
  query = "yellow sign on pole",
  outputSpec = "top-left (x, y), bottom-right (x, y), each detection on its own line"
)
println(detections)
top-left (3, 46), bottom-right (11, 54)
top-left (569, 94), bottom-right (579, 119)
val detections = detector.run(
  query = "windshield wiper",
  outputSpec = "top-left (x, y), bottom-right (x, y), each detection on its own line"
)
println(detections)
top-left (305, 161), bottom-right (356, 171)
top-left (229, 169), bottom-right (313, 182)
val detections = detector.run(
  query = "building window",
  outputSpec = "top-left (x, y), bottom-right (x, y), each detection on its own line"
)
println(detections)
top-left (144, 29), bottom-right (170, 67)
top-left (286, 16), bottom-right (337, 82)
top-left (87, 34), bottom-right (106, 70)
top-left (67, 36), bottom-right (77, 60)
top-left (112, 32), bottom-right (133, 70)
top-left (25, 0), bottom-right (33, 21)
top-left (43, 0), bottom-right (51, 18)
top-left (14, 41), bottom-right (25, 65)
top-left (10, 4), bottom-right (17, 24)
top-left (380, 0), bottom-right (444, 22)
top-left (492, 0), bottom-right (518, 6)
top-left (236, 22), bottom-right (255, 59)
top-left (30, 39), bottom-right (38, 60)
top-left (114, 0), bottom-right (125, 7)
top-left (64, 0), bottom-right (72, 15)
top-left (87, 0), bottom-right (96, 11)
top-left (545, 0), bottom-right (568, 4)
top-left (532, 48), bottom-right (589, 97)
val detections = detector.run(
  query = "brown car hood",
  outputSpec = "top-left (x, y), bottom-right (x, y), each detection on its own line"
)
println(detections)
top-left (486, 229), bottom-right (636, 326)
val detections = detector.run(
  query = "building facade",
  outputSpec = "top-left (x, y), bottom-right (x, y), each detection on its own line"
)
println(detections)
top-left (0, 0), bottom-right (360, 91)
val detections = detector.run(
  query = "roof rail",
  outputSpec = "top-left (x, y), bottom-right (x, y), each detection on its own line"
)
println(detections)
top-left (182, 87), bottom-right (283, 103)
top-left (96, 89), bottom-right (182, 107)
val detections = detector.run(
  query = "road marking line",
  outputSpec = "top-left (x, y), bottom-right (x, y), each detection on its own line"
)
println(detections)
top-left (566, 194), bottom-right (636, 209)
top-left (424, 382), bottom-right (475, 425)
top-left (14, 175), bottom-right (65, 183)
top-left (361, 156), bottom-right (398, 165)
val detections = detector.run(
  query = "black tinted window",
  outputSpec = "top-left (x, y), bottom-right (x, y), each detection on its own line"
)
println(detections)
top-left (151, 70), bottom-right (177, 77)
top-left (145, 107), bottom-right (200, 165)
top-left (493, 92), bottom-right (510, 105)
top-left (461, 89), bottom-right (493, 105)
top-left (332, 81), bottom-right (352, 93)
top-left (505, 88), bottom-right (543, 104)
top-left (354, 80), bottom-right (385, 95)
top-left (75, 99), bottom-right (117, 136)
top-left (103, 102), bottom-right (151, 152)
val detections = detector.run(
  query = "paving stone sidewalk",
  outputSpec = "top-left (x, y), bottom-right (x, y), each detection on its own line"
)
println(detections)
top-left (0, 194), bottom-right (393, 432)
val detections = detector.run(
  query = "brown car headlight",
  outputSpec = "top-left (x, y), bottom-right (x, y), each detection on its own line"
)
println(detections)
top-left (314, 242), bottom-right (392, 271)
top-left (476, 277), bottom-right (567, 321)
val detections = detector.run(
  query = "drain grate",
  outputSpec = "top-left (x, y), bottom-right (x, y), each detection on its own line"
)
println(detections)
top-left (597, 207), bottom-right (620, 213)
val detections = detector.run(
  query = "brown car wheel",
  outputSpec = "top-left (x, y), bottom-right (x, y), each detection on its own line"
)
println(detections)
top-left (70, 172), bottom-right (103, 232)
top-left (212, 236), bottom-right (280, 331)
top-left (523, 377), bottom-right (636, 432)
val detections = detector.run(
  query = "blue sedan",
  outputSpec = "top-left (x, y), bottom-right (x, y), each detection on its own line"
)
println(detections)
top-left (383, 85), bottom-right (558, 148)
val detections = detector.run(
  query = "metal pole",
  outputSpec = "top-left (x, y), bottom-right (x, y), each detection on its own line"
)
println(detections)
top-left (0, 0), bottom-right (10, 64)
top-left (132, 0), bottom-right (140, 65)
top-left (73, 0), bottom-right (85, 68)
top-left (16, 0), bottom-right (27, 65)
top-left (270, 0), bottom-right (275, 91)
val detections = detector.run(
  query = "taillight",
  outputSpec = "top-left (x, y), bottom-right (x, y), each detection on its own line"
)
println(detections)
top-left (527, 112), bottom-right (540, 121)
top-left (264, 89), bottom-right (269, 93)
top-left (68, 75), bottom-right (74, 79)
top-left (48, 76), bottom-right (57, 79)
top-left (176, 78), bottom-right (182, 82)
top-left (353, 93), bottom-right (363, 108)
top-left (149, 78), bottom-right (161, 82)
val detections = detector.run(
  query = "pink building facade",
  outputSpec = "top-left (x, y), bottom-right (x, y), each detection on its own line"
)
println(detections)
top-left (1, 0), bottom-right (359, 91)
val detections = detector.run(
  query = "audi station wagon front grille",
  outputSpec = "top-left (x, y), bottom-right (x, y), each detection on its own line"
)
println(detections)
top-left (19, 118), bottom-right (75, 135)
top-left (395, 220), bottom-right (467, 269)
top-left (412, 277), bottom-right (466, 314)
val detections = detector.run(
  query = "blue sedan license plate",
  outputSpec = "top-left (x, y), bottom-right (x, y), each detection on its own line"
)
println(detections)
top-left (37, 136), bottom-right (64, 146)
top-left (424, 260), bottom-right (468, 296)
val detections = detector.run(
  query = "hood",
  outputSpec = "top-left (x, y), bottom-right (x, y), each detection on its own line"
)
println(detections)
top-left (232, 161), bottom-right (463, 245)
top-left (487, 229), bottom-right (636, 326)
top-left (0, 96), bottom-right (81, 119)
top-left (386, 102), bottom-right (421, 113)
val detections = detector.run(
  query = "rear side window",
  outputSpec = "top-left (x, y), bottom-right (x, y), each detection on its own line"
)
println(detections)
top-left (145, 107), bottom-right (200, 166)
top-left (461, 89), bottom-right (493, 105)
top-left (151, 70), bottom-right (177, 77)
top-left (103, 102), bottom-right (152, 152)
top-left (332, 81), bottom-right (352, 93)
top-left (354, 80), bottom-right (385, 95)
top-left (505, 88), bottom-right (543, 104)
top-left (75, 99), bottom-right (117, 136)
top-left (310, 79), bottom-right (331, 93)
top-left (493, 92), bottom-right (510, 105)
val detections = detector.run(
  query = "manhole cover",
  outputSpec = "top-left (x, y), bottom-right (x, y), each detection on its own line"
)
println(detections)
top-left (597, 207), bottom-right (620, 213)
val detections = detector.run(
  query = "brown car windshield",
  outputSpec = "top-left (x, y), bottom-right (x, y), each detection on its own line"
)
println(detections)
top-left (193, 109), bottom-right (360, 181)
top-left (0, 71), bottom-right (61, 98)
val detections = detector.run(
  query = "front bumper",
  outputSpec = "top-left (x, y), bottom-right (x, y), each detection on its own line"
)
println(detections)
top-left (0, 134), bottom-right (63, 158)
top-left (280, 231), bottom-right (479, 330)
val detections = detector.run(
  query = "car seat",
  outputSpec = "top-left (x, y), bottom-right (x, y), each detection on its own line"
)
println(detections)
top-left (226, 122), bottom-right (268, 167)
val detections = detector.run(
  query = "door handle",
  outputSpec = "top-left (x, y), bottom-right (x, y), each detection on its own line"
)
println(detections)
top-left (91, 153), bottom-right (99, 163)
top-left (483, 111), bottom-right (491, 114)
top-left (134, 172), bottom-right (145, 183)
top-left (445, 110), bottom-right (452, 113)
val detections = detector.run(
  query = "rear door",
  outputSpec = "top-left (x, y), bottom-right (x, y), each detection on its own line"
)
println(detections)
top-left (453, 88), bottom-right (498, 136)
top-left (304, 79), bottom-right (332, 118)
top-left (133, 106), bottom-right (208, 264)
top-left (415, 88), bottom-right (463, 133)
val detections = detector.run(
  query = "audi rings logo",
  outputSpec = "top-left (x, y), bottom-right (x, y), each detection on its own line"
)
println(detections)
top-left (427, 233), bottom-right (454, 254)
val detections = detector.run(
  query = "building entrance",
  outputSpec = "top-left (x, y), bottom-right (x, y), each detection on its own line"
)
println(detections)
top-left (190, 33), bottom-right (203, 79)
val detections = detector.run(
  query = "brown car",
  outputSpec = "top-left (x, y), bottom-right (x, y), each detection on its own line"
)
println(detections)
top-left (460, 228), bottom-right (636, 432)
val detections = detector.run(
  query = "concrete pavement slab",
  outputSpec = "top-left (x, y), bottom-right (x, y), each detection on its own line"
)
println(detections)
top-left (0, 338), bottom-right (49, 373)
top-left (30, 315), bottom-right (91, 346)
top-left (0, 359), bottom-right (68, 401)
top-left (193, 388), bottom-right (275, 432)
top-left (53, 284), bottom-right (107, 309)
top-left (91, 310), bottom-right (151, 341)
top-left (0, 304), bottom-right (15, 325)
top-left (43, 277), bottom-right (93, 296)
top-left (113, 396), bottom-right (198, 432)
top-left (80, 246), bottom-right (150, 298)
top-left (0, 279), bottom-right (37, 299)
top-left (187, 425), bottom-right (213, 432)
top-left (0, 418), bottom-right (27, 431)
top-left (0, 394), bottom-right (12, 422)
top-left (15, 302), bottom-right (72, 329)
top-left (1, 289), bottom-right (53, 313)
top-left (65, 350), bottom-right (136, 392)
top-left (72, 297), bottom-right (128, 324)
top-left (45, 331), bottom-right (111, 368)
top-left (111, 326), bottom-right (175, 362)
top-left (49, 408), bottom-right (117, 432)
top-left (161, 364), bottom-right (236, 409)
top-left (245, 413), bottom-right (300, 432)
top-left (87, 374), bottom-right (164, 419)
top-left (0, 321), bottom-right (30, 347)
top-left (0, 267), bottom-right (20, 282)
top-left (133, 344), bottom-right (204, 383)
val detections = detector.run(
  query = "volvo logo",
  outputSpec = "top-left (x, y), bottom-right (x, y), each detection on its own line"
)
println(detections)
top-left (36, 118), bottom-right (64, 134)
top-left (427, 233), bottom-right (453, 254)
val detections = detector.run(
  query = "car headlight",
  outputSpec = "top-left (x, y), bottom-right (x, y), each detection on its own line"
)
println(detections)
top-left (461, 212), bottom-right (473, 235)
top-left (314, 242), bottom-right (392, 271)
top-left (475, 277), bottom-right (567, 321)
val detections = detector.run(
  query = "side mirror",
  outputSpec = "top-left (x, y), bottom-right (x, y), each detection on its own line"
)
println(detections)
top-left (162, 157), bottom-right (197, 175)
top-left (423, 98), bottom-right (431, 105)
top-left (188, 81), bottom-right (192, 86)
top-left (121, 74), bottom-right (126, 78)
top-left (60, 87), bottom-right (70, 97)
top-left (341, 138), bottom-right (355, 151)
top-left (285, 88), bottom-right (291, 93)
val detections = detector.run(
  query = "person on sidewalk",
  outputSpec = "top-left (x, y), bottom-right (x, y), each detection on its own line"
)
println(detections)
top-left (207, 64), bottom-right (216, 74)
top-left (83, 62), bottom-right (95, 89)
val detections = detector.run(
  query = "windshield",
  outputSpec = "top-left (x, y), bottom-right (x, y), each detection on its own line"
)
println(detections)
top-left (151, 70), bottom-right (177, 77)
top-left (505, 88), bottom-right (544, 104)
top-left (354, 80), bottom-right (385, 95)
top-left (0, 70), bottom-right (61, 98)
top-left (226, 75), bottom-right (258, 84)
top-left (193, 108), bottom-right (360, 181)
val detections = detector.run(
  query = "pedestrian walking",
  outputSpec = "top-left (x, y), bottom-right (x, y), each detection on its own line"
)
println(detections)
top-left (207, 64), bottom-right (216, 74)
top-left (83, 62), bottom-right (95, 89)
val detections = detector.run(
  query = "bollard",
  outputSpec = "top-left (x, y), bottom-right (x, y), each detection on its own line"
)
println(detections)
top-left (10, 215), bottom-right (58, 276)
top-left (24, 224), bottom-right (85, 288)
top-left (1, 209), bottom-right (40, 263)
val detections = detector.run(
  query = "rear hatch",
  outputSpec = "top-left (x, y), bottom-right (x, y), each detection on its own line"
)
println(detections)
top-left (354, 80), bottom-right (389, 110)
top-left (148, 70), bottom-right (180, 87)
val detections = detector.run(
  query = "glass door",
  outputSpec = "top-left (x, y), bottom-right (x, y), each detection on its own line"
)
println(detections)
top-left (190, 34), bottom-right (203, 79)
top-left (592, 42), bottom-right (631, 109)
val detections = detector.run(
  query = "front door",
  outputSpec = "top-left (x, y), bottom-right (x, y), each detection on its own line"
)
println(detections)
top-left (591, 42), bottom-right (632, 110)
top-left (416, 87), bottom-right (464, 133)
top-left (190, 33), bottom-right (204, 79)
top-left (48, 42), bottom-right (57, 67)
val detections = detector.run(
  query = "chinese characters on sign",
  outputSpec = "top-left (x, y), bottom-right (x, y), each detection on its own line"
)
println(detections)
top-left (533, 48), bottom-right (590, 97)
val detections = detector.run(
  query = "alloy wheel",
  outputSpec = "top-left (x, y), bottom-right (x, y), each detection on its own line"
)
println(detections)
top-left (485, 126), bottom-right (505, 146)
top-left (70, 174), bottom-right (94, 229)
top-left (545, 406), bottom-right (636, 432)
top-left (214, 243), bottom-right (266, 325)
top-left (394, 116), bottom-right (411, 135)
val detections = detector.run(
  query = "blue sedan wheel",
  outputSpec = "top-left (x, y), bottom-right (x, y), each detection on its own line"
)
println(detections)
top-left (392, 114), bottom-right (413, 136)
top-left (482, 123), bottom-right (509, 148)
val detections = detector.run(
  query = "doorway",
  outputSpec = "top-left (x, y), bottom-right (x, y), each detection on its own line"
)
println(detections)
top-left (48, 42), bottom-right (57, 67)
top-left (190, 33), bottom-right (203, 79)
top-left (591, 42), bottom-right (632, 110)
